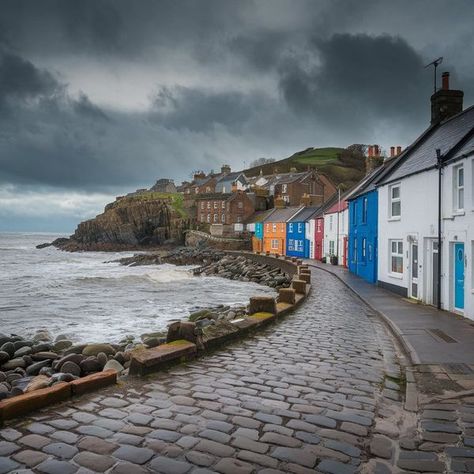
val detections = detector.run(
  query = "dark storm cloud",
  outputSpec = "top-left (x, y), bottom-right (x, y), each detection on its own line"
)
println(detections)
top-left (149, 86), bottom-right (270, 133)
top-left (0, 45), bottom-right (61, 112)
top-left (278, 33), bottom-right (431, 131)
top-left (0, 0), bottom-right (473, 201)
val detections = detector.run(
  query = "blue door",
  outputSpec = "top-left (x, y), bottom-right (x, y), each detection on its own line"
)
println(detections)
top-left (454, 243), bottom-right (465, 310)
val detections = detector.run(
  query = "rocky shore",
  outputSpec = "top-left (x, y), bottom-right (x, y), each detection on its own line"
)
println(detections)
top-left (0, 330), bottom-right (131, 401)
top-left (118, 247), bottom-right (293, 290)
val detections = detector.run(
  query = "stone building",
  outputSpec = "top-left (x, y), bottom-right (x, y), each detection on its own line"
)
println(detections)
top-left (150, 178), bottom-right (177, 193)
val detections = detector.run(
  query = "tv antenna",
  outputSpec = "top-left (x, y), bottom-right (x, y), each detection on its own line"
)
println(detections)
top-left (424, 57), bottom-right (443, 94)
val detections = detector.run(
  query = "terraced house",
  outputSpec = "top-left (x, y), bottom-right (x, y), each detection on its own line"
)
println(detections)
top-left (377, 72), bottom-right (474, 319)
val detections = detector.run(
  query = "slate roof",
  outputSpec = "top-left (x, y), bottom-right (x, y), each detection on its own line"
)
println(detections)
top-left (263, 207), bottom-right (301, 223)
top-left (288, 206), bottom-right (321, 223)
top-left (245, 208), bottom-right (277, 224)
top-left (215, 172), bottom-right (248, 193)
top-left (379, 105), bottom-right (474, 185)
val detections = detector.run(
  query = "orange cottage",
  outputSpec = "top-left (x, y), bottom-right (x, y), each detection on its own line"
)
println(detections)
top-left (263, 207), bottom-right (301, 255)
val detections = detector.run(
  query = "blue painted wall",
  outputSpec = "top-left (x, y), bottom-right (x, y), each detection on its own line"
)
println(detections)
top-left (348, 190), bottom-right (378, 283)
top-left (255, 222), bottom-right (264, 240)
top-left (286, 221), bottom-right (309, 258)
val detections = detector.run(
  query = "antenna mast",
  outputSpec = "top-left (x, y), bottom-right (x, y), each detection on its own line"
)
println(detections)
top-left (424, 57), bottom-right (443, 94)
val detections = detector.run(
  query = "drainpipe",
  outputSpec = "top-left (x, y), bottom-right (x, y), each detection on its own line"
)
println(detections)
top-left (336, 187), bottom-right (341, 264)
top-left (435, 148), bottom-right (443, 310)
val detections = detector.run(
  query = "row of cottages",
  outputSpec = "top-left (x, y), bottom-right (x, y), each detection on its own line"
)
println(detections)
top-left (348, 72), bottom-right (474, 320)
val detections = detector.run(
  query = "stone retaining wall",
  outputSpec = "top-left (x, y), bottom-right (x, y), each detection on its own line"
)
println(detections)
top-left (185, 230), bottom-right (251, 251)
top-left (224, 251), bottom-right (299, 276)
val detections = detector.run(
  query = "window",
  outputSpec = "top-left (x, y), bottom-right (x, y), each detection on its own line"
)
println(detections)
top-left (362, 238), bottom-right (367, 262)
top-left (390, 240), bottom-right (403, 274)
top-left (297, 223), bottom-right (303, 233)
top-left (362, 197), bottom-right (368, 224)
top-left (272, 224), bottom-right (277, 232)
top-left (271, 239), bottom-right (279, 250)
top-left (200, 202), bottom-right (204, 210)
top-left (316, 220), bottom-right (322, 233)
top-left (221, 213), bottom-right (225, 223)
top-left (200, 215), bottom-right (205, 222)
top-left (222, 201), bottom-right (225, 208)
top-left (206, 186), bottom-right (211, 193)
top-left (222, 186), bottom-right (226, 193)
top-left (207, 202), bottom-right (211, 209)
top-left (389, 184), bottom-right (401, 219)
top-left (353, 202), bottom-right (357, 226)
top-left (288, 223), bottom-right (294, 233)
top-left (329, 215), bottom-right (333, 231)
top-left (213, 214), bottom-right (218, 223)
top-left (282, 184), bottom-right (288, 193)
top-left (329, 240), bottom-right (335, 255)
top-left (238, 201), bottom-right (243, 209)
top-left (207, 214), bottom-right (211, 223)
top-left (214, 201), bottom-right (218, 209)
top-left (237, 216), bottom-right (242, 223)
top-left (283, 195), bottom-right (290, 203)
top-left (454, 165), bottom-right (464, 211)
top-left (288, 239), bottom-right (294, 251)
top-left (296, 240), bottom-right (304, 252)
top-left (195, 187), bottom-right (199, 194)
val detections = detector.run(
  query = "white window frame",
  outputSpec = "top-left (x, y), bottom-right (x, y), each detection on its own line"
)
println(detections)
top-left (214, 201), bottom-right (218, 209)
top-left (238, 201), bottom-right (243, 209)
top-left (221, 213), bottom-right (225, 223)
top-left (222, 201), bottom-right (225, 209)
top-left (389, 239), bottom-right (404, 276)
top-left (200, 202), bottom-right (204, 210)
top-left (329, 215), bottom-right (333, 231)
top-left (453, 164), bottom-right (464, 213)
top-left (207, 202), bottom-right (211, 210)
top-left (288, 223), bottom-right (294, 233)
top-left (213, 213), bottom-right (218, 223)
top-left (282, 184), bottom-right (288, 194)
top-left (206, 214), bottom-right (211, 223)
top-left (389, 183), bottom-right (401, 220)
top-left (272, 223), bottom-right (277, 232)
top-left (271, 239), bottom-right (279, 250)
top-left (329, 240), bottom-right (335, 255)
top-left (297, 223), bottom-right (303, 233)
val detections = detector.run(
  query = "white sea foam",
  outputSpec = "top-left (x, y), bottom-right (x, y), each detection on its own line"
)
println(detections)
top-left (0, 233), bottom-right (276, 343)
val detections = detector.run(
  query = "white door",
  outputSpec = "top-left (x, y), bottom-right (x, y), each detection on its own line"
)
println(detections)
top-left (409, 242), bottom-right (419, 299)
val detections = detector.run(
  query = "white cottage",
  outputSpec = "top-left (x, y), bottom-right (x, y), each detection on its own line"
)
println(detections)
top-left (323, 197), bottom-right (349, 266)
top-left (377, 72), bottom-right (474, 319)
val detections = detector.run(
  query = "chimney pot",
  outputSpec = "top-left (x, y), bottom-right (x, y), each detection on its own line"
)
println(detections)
top-left (442, 71), bottom-right (450, 91)
top-left (390, 146), bottom-right (395, 158)
top-left (374, 145), bottom-right (380, 156)
top-left (368, 145), bottom-right (373, 157)
top-left (396, 146), bottom-right (402, 155)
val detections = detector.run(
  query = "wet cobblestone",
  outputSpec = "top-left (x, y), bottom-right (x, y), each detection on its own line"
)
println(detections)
top-left (1, 269), bottom-right (414, 472)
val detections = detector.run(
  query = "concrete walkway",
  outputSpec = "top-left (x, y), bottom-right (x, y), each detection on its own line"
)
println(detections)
top-left (306, 261), bottom-right (474, 367)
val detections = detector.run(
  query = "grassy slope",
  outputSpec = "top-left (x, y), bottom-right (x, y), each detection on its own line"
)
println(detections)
top-left (244, 147), bottom-right (365, 190)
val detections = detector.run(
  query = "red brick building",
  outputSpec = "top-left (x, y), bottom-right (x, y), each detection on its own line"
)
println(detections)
top-left (196, 191), bottom-right (255, 225)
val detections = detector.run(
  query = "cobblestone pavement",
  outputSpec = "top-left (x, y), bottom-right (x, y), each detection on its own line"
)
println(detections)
top-left (0, 268), bottom-right (456, 473)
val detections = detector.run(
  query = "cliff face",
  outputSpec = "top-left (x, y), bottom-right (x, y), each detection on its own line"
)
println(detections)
top-left (54, 193), bottom-right (193, 251)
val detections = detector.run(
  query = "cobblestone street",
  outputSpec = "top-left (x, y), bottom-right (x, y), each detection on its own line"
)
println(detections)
top-left (1, 268), bottom-right (469, 473)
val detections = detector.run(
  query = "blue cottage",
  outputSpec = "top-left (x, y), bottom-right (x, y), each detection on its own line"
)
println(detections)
top-left (347, 163), bottom-right (393, 283)
top-left (286, 207), bottom-right (319, 259)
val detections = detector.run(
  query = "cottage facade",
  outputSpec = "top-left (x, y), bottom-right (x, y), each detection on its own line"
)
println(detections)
top-left (286, 207), bottom-right (319, 259)
top-left (196, 191), bottom-right (255, 226)
top-left (263, 207), bottom-right (300, 255)
top-left (323, 199), bottom-right (349, 266)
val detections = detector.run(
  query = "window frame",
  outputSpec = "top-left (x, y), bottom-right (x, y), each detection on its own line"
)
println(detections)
top-left (389, 183), bottom-right (401, 220)
top-left (362, 197), bottom-right (368, 224)
top-left (453, 164), bottom-right (464, 212)
top-left (271, 239), bottom-right (279, 250)
top-left (389, 239), bottom-right (404, 276)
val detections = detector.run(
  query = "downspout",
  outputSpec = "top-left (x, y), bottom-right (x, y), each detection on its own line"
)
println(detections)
top-left (436, 148), bottom-right (443, 310)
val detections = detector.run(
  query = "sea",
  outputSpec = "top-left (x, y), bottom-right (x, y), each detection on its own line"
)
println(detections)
top-left (0, 233), bottom-right (275, 344)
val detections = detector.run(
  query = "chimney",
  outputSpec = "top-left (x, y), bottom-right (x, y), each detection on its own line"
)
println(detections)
top-left (221, 164), bottom-right (231, 175)
top-left (390, 146), bottom-right (395, 158)
top-left (367, 145), bottom-right (373, 157)
top-left (231, 182), bottom-right (238, 192)
top-left (373, 145), bottom-right (380, 156)
top-left (396, 146), bottom-right (402, 155)
top-left (431, 71), bottom-right (464, 125)
top-left (193, 171), bottom-right (206, 181)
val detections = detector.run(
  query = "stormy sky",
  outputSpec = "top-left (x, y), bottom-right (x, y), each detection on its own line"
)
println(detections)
top-left (0, 0), bottom-right (473, 232)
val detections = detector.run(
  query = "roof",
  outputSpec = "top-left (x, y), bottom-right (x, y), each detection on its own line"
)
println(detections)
top-left (195, 193), bottom-right (232, 201)
top-left (215, 172), bottom-right (248, 192)
top-left (379, 105), bottom-right (474, 185)
top-left (245, 208), bottom-right (276, 224)
top-left (288, 206), bottom-right (321, 223)
top-left (263, 207), bottom-right (301, 223)
top-left (325, 199), bottom-right (349, 215)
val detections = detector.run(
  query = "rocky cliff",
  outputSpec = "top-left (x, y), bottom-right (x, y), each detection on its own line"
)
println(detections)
top-left (49, 193), bottom-right (193, 251)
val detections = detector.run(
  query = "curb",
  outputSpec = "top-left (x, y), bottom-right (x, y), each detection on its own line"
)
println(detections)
top-left (306, 262), bottom-right (419, 412)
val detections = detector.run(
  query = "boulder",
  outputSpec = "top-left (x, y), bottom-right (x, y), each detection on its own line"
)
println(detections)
top-left (52, 373), bottom-right (76, 383)
top-left (13, 340), bottom-right (33, 351)
top-left (103, 359), bottom-right (124, 374)
top-left (1, 358), bottom-right (26, 370)
top-left (33, 330), bottom-right (52, 342)
top-left (143, 337), bottom-right (161, 348)
top-left (82, 344), bottom-right (115, 356)
top-left (80, 358), bottom-right (103, 374)
top-left (0, 351), bottom-right (10, 364)
top-left (53, 340), bottom-right (73, 352)
top-left (31, 343), bottom-right (52, 353)
top-left (31, 352), bottom-right (59, 361)
top-left (96, 352), bottom-right (108, 368)
top-left (25, 375), bottom-right (51, 392)
top-left (11, 377), bottom-right (33, 391)
top-left (39, 367), bottom-right (53, 377)
top-left (26, 360), bottom-right (52, 376)
top-left (64, 344), bottom-right (88, 355)
top-left (55, 353), bottom-right (84, 371)
top-left (114, 352), bottom-right (126, 365)
top-left (14, 346), bottom-right (32, 358)
top-left (0, 372), bottom-right (6, 383)
top-left (0, 342), bottom-right (15, 357)
top-left (61, 361), bottom-right (81, 377)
